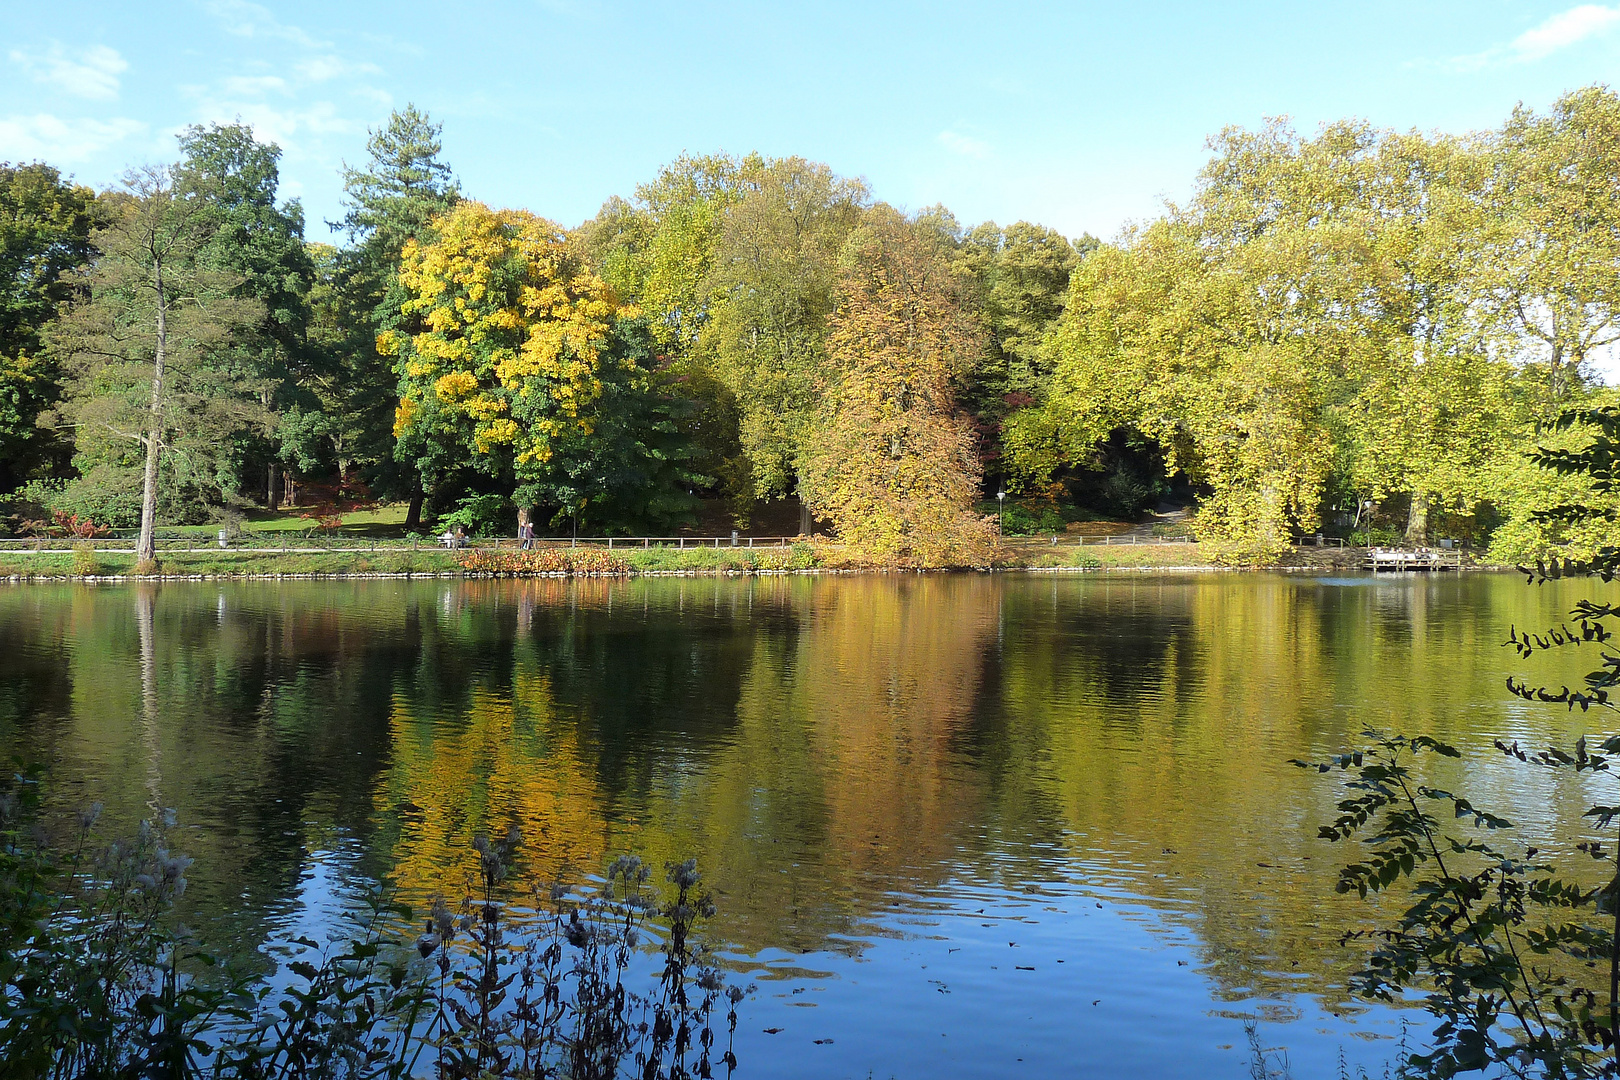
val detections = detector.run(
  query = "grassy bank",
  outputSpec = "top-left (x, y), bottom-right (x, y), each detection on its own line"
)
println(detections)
top-left (1020, 542), bottom-right (1215, 570)
top-left (0, 543), bottom-right (818, 579)
top-left (0, 548), bottom-right (467, 579)
top-left (0, 540), bottom-right (1398, 580)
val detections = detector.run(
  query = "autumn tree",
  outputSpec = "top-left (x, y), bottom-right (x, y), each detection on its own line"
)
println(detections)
top-left (700, 158), bottom-right (868, 527)
top-left (49, 166), bottom-right (262, 563)
top-left (388, 201), bottom-right (700, 533)
top-left (799, 205), bottom-right (996, 566)
top-left (0, 163), bottom-right (99, 490)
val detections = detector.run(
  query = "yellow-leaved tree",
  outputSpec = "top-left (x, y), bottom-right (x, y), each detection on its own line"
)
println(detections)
top-left (386, 200), bottom-right (699, 532)
top-left (800, 205), bottom-right (997, 566)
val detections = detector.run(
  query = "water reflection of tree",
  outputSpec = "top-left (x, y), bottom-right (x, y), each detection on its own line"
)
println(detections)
top-left (2, 573), bottom-right (1612, 1014)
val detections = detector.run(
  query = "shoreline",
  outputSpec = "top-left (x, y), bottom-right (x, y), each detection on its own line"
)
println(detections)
top-left (0, 564), bottom-right (1510, 584)
top-left (0, 539), bottom-right (1501, 582)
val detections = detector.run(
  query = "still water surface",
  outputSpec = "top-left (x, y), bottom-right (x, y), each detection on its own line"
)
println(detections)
top-left (0, 572), bottom-right (1608, 1077)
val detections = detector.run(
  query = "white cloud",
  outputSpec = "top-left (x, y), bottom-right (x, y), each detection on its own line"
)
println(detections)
top-left (10, 44), bottom-right (128, 101)
top-left (201, 0), bottom-right (329, 49)
top-left (1447, 4), bottom-right (1620, 69)
top-left (189, 100), bottom-right (355, 147)
top-left (1512, 4), bottom-right (1620, 58)
top-left (0, 113), bottom-right (145, 162)
top-left (937, 129), bottom-right (990, 160)
top-left (221, 75), bottom-right (290, 97)
top-left (295, 55), bottom-right (381, 82)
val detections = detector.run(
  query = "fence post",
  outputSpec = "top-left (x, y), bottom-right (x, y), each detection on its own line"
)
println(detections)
top-left (679, 537), bottom-right (684, 550)
top-left (644, 537), bottom-right (649, 548)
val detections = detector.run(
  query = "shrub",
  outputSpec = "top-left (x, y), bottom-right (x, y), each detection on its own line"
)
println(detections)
top-left (996, 501), bottom-right (1066, 536)
top-left (70, 541), bottom-right (101, 576)
top-left (28, 471), bottom-right (144, 530)
top-left (1348, 524), bottom-right (1401, 547)
top-left (459, 548), bottom-right (632, 576)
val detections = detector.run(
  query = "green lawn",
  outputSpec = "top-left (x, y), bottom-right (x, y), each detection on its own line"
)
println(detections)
top-left (0, 548), bottom-right (465, 578)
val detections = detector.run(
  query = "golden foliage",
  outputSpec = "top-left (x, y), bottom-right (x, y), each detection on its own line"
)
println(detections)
top-left (800, 206), bottom-right (998, 567)
top-left (390, 201), bottom-right (626, 474)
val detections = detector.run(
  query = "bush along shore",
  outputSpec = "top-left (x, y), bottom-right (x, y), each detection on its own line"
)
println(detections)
top-left (0, 536), bottom-right (1495, 581)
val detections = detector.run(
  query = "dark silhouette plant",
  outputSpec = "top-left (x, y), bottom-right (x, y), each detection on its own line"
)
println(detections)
top-left (1299, 407), bottom-right (1620, 1078)
top-left (0, 763), bottom-right (748, 1080)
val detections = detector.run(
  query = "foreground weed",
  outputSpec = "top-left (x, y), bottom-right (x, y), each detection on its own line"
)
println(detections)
top-left (0, 767), bottom-right (748, 1079)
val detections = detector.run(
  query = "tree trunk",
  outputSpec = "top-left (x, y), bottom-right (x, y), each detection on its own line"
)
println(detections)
top-left (1405, 491), bottom-right (1429, 546)
top-left (404, 474), bottom-right (425, 531)
top-left (136, 259), bottom-right (166, 566)
top-left (267, 461), bottom-right (281, 511)
top-left (798, 497), bottom-right (811, 538)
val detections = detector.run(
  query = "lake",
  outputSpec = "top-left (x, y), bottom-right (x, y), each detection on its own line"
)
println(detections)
top-left (0, 572), bottom-right (1606, 1077)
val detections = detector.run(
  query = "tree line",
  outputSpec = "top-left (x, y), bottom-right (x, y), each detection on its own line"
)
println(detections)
top-left (2, 89), bottom-right (1616, 563)
top-left (1008, 85), bottom-right (1620, 560)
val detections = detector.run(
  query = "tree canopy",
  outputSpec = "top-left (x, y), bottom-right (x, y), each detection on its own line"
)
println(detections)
top-left (7, 90), bottom-right (1620, 566)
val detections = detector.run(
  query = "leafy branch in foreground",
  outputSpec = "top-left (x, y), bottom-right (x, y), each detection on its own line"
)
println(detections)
top-left (1296, 730), bottom-right (1620, 1078)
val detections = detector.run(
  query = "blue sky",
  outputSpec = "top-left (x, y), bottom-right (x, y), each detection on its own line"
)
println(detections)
top-left (3, 2), bottom-right (1619, 242)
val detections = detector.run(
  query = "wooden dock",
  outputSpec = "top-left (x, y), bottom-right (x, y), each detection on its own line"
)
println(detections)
top-left (1364, 548), bottom-right (1462, 572)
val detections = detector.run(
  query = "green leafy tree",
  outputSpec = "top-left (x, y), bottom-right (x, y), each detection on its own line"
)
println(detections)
top-left (1008, 115), bottom-right (1558, 557)
top-left (578, 154), bottom-right (758, 516)
top-left (331, 104), bottom-right (459, 526)
top-left (955, 219), bottom-right (1086, 481)
top-left (48, 166), bottom-right (263, 561)
top-left (1338, 130), bottom-right (1527, 544)
top-left (1483, 87), bottom-right (1620, 406)
top-left (581, 152), bottom-right (756, 353)
top-left (177, 123), bottom-right (318, 508)
top-left (0, 163), bottom-right (99, 491)
top-left (700, 157), bottom-right (868, 525)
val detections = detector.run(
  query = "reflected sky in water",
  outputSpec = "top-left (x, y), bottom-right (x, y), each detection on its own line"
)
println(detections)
top-left (0, 572), bottom-right (1607, 1077)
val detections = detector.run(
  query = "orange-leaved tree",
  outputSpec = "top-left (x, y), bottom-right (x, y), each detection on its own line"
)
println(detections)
top-left (800, 205), bottom-right (997, 567)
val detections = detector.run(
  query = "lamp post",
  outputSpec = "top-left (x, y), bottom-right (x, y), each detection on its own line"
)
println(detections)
top-left (996, 490), bottom-right (1006, 535)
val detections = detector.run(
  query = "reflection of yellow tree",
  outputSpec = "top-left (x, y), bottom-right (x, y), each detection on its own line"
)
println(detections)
top-left (376, 658), bottom-right (609, 900)
top-left (665, 576), bottom-right (1002, 952)
top-left (8, 573), bottom-right (1615, 1013)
